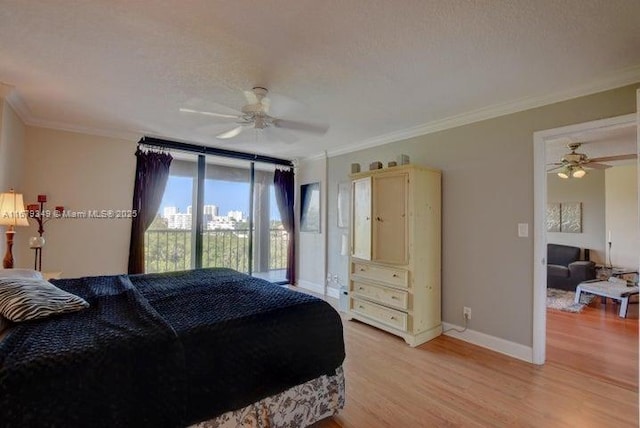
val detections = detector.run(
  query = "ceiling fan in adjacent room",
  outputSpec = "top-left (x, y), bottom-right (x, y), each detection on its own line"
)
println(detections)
top-left (547, 142), bottom-right (637, 179)
top-left (179, 86), bottom-right (328, 143)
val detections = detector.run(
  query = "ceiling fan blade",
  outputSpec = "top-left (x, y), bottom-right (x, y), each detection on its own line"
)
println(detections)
top-left (217, 126), bottom-right (246, 140)
top-left (547, 165), bottom-right (564, 172)
top-left (273, 119), bottom-right (329, 135)
top-left (589, 154), bottom-right (637, 163)
top-left (584, 162), bottom-right (611, 170)
top-left (179, 108), bottom-right (241, 120)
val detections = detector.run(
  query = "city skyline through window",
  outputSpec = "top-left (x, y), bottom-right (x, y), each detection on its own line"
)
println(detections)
top-left (159, 176), bottom-right (281, 220)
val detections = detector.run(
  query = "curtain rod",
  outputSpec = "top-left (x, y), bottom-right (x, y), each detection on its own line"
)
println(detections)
top-left (139, 136), bottom-right (294, 167)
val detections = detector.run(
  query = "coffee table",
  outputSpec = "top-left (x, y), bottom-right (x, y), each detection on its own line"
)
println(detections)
top-left (575, 280), bottom-right (639, 318)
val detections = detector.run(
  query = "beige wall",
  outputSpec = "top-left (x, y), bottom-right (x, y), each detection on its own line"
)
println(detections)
top-left (19, 127), bottom-right (136, 277)
top-left (605, 164), bottom-right (639, 270)
top-left (296, 156), bottom-right (327, 291)
top-left (327, 83), bottom-right (638, 347)
top-left (547, 170), bottom-right (606, 264)
top-left (0, 99), bottom-right (26, 265)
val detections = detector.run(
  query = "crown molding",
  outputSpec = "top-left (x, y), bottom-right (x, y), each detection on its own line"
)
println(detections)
top-left (1, 84), bottom-right (141, 141)
top-left (3, 90), bottom-right (33, 124)
top-left (319, 65), bottom-right (640, 159)
top-left (301, 151), bottom-right (329, 162)
top-left (25, 117), bottom-right (142, 142)
top-left (0, 82), bottom-right (33, 125)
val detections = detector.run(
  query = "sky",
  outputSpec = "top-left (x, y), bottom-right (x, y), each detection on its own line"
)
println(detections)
top-left (160, 176), bottom-right (281, 220)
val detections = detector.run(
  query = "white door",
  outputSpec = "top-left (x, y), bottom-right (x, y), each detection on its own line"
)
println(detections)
top-left (352, 177), bottom-right (372, 260)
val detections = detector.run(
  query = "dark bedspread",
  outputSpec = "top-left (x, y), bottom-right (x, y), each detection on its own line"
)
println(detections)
top-left (0, 268), bottom-right (345, 428)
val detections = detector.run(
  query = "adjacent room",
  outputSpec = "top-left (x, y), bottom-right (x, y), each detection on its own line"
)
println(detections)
top-left (0, 1), bottom-right (638, 427)
top-left (543, 121), bottom-right (639, 390)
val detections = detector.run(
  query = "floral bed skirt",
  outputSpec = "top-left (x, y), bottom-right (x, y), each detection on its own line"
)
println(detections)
top-left (190, 365), bottom-right (345, 428)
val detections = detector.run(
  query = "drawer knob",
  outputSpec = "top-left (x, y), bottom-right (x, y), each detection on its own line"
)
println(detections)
top-left (359, 305), bottom-right (364, 309)
top-left (391, 296), bottom-right (398, 299)
top-left (358, 287), bottom-right (364, 290)
top-left (390, 316), bottom-right (396, 320)
top-left (392, 274), bottom-right (398, 277)
top-left (359, 268), bottom-right (365, 272)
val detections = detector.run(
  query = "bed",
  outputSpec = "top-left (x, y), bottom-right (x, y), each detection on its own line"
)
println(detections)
top-left (0, 268), bottom-right (345, 427)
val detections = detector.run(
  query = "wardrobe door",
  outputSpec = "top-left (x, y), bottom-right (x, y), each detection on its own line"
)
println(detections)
top-left (352, 177), bottom-right (372, 260)
top-left (372, 173), bottom-right (408, 264)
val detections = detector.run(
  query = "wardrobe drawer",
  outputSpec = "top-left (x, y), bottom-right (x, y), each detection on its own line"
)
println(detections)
top-left (351, 298), bottom-right (408, 331)
top-left (351, 281), bottom-right (409, 310)
top-left (352, 262), bottom-right (408, 288)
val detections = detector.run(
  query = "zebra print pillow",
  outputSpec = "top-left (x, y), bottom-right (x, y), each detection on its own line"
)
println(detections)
top-left (0, 277), bottom-right (89, 322)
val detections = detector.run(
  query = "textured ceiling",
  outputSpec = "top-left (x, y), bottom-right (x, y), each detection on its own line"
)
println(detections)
top-left (1, 0), bottom-right (639, 159)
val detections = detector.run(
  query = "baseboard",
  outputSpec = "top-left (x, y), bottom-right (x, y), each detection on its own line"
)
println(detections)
top-left (442, 322), bottom-right (533, 363)
top-left (326, 287), bottom-right (340, 298)
top-left (297, 280), bottom-right (325, 295)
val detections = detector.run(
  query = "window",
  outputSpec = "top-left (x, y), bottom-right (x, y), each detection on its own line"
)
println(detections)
top-left (144, 155), bottom-right (288, 283)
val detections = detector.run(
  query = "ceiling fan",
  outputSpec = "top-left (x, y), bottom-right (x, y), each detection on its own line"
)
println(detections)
top-left (547, 142), bottom-right (637, 179)
top-left (179, 87), bottom-right (328, 142)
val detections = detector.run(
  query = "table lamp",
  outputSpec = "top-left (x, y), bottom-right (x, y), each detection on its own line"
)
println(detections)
top-left (0, 189), bottom-right (29, 268)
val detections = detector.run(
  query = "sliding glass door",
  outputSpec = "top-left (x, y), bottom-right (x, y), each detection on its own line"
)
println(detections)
top-left (251, 165), bottom-right (287, 282)
top-left (201, 162), bottom-right (251, 273)
top-left (144, 154), bottom-right (288, 283)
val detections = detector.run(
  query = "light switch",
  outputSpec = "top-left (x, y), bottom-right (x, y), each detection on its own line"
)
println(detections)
top-left (518, 223), bottom-right (529, 238)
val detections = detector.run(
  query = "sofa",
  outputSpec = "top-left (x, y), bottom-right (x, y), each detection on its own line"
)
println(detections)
top-left (547, 244), bottom-right (596, 291)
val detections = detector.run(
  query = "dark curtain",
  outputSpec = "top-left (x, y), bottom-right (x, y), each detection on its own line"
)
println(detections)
top-left (274, 168), bottom-right (296, 284)
top-left (128, 147), bottom-right (173, 274)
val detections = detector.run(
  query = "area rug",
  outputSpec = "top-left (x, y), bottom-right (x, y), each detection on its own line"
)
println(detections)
top-left (546, 288), bottom-right (595, 313)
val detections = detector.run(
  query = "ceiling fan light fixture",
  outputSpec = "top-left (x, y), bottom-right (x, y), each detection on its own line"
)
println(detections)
top-left (572, 166), bottom-right (586, 178)
top-left (557, 167), bottom-right (571, 179)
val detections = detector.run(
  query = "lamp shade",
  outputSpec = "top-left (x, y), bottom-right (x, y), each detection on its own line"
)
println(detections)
top-left (572, 167), bottom-right (586, 178)
top-left (557, 167), bottom-right (570, 179)
top-left (0, 190), bottom-right (29, 227)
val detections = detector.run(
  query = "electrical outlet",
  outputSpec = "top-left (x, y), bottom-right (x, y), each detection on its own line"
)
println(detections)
top-left (332, 274), bottom-right (339, 283)
top-left (326, 273), bottom-right (332, 283)
top-left (463, 307), bottom-right (472, 320)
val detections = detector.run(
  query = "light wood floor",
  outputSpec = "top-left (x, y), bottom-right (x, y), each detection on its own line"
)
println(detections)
top-left (313, 298), bottom-right (639, 428)
top-left (546, 296), bottom-right (638, 391)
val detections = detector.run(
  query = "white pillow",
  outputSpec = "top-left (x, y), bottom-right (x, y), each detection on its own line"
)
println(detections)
top-left (0, 268), bottom-right (44, 280)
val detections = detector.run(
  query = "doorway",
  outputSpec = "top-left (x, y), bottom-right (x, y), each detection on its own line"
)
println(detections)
top-left (532, 111), bottom-right (639, 365)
